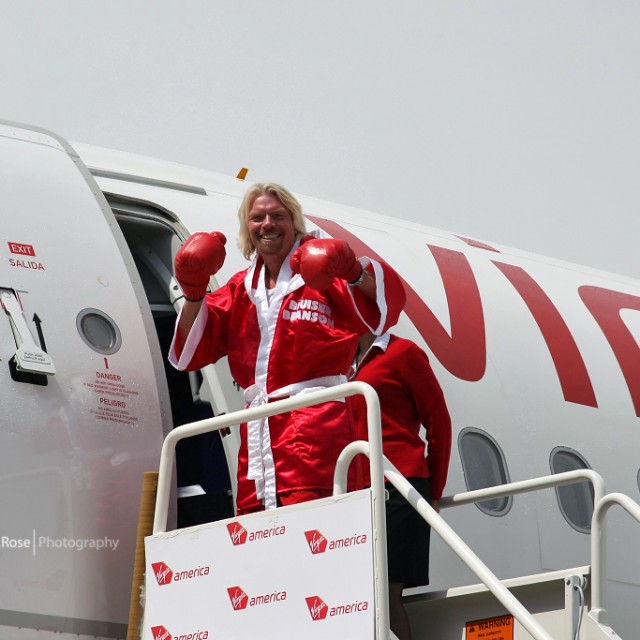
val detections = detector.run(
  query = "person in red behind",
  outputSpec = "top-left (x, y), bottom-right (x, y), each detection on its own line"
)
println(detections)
top-left (348, 331), bottom-right (452, 640)
top-left (169, 182), bottom-right (406, 514)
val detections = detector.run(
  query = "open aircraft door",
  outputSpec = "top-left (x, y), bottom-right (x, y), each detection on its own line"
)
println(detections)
top-left (0, 121), bottom-right (172, 638)
top-left (87, 154), bottom-right (247, 521)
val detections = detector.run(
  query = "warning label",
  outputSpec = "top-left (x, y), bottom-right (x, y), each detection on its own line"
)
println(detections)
top-left (84, 370), bottom-right (140, 426)
top-left (466, 615), bottom-right (514, 640)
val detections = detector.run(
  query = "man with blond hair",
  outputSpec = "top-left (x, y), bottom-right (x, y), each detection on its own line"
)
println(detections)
top-left (170, 182), bottom-right (406, 513)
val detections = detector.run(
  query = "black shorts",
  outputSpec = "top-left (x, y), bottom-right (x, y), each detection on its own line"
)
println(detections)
top-left (385, 477), bottom-right (432, 588)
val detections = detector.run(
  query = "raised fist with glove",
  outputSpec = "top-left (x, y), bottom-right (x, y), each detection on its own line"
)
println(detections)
top-left (174, 232), bottom-right (227, 301)
top-left (289, 237), bottom-right (363, 291)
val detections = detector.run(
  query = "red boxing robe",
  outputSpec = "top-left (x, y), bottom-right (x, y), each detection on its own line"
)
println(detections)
top-left (170, 234), bottom-right (406, 511)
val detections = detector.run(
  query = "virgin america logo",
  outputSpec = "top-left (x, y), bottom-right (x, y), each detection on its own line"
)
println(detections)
top-left (151, 560), bottom-right (210, 585)
top-left (151, 625), bottom-right (208, 639)
top-left (227, 586), bottom-right (249, 610)
top-left (305, 595), bottom-right (369, 619)
top-left (226, 522), bottom-right (248, 545)
top-left (151, 625), bottom-right (171, 640)
top-left (226, 520), bottom-right (286, 544)
top-left (304, 528), bottom-right (367, 553)
top-left (305, 596), bottom-right (328, 620)
top-left (227, 585), bottom-right (287, 610)
top-left (151, 562), bottom-right (173, 585)
top-left (304, 529), bottom-right (327, 554)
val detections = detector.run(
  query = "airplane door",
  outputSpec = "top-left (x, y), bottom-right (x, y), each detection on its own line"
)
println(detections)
top-left (0, 122), bottom-right (170, 637)
top-left (79, 145), bottom-right (313, 519)
top-left (91, 174), bottom-right (248, 519)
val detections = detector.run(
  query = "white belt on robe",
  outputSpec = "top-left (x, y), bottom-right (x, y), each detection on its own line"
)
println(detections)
top-left (243, 374), bottom-right (347, 510)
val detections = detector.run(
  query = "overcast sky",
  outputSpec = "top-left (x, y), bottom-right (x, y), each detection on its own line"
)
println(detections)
top-left (2, 1), bottom-right (639, 278)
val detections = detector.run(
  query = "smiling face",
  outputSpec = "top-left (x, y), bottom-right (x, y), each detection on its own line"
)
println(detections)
top-left (247, 193), bottom-right (297, 264)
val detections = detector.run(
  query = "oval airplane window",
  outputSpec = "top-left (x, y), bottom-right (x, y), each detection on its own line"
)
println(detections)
top-left (459, 428), bottom-right (512, 516)
top-left (76, 308), bottom-right (122, 355)
top-left (550, 447), bottom-right (594, 534)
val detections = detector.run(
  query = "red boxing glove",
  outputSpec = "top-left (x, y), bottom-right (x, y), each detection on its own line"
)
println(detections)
top-left (290, 237), bottom-right (362, 290)
top-left (174, 231), bottom-right (227, 300)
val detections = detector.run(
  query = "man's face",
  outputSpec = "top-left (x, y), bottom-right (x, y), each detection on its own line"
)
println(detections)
top-left (248, 193), bottom-right (296, 261)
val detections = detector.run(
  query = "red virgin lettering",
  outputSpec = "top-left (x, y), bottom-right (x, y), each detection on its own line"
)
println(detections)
top-left (306, 216), bottom-right (487, 381)
top-left (305, 216), bottom-right (640, 417)
top-left (579, 286), bottom-right (640, 417)
top-left (420, 245), bottom-right (486, 381)
top-left (494, 262), bottom-right (597, 408)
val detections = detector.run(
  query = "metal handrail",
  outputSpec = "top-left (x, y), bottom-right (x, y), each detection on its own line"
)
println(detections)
top-left (152, 381), bottom-right (392, 640)
top-left (590, 492), bottom-right (640, 623)
top-left (335, 444), bottom-right (606, 640)
top-left (437, 469), bottom-right (605, 510)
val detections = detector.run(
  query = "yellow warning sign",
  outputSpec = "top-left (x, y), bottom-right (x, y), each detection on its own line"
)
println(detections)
top-left (466, 614), bottom-right (514, 640)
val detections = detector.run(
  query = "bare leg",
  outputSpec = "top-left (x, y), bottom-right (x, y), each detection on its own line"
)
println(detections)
top-left (389, 582), bottom-right (411, 640)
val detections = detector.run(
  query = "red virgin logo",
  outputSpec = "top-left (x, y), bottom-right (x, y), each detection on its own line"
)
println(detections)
top-left (227, 586), bottom-right (249, 610)
top-left (304, 529), bottom-right (327, 554)
top-left (305, 596), bottom-right (329, 620)
top-left (151, 562), bottom-right (173, 585)
top-left (150, 625), bottom-right (171, 640)
top-left (226, 522), bottom-right (248, 545)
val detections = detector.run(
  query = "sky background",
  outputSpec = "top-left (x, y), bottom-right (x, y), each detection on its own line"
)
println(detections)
top-left (2, 1), bottom-right (639, 278)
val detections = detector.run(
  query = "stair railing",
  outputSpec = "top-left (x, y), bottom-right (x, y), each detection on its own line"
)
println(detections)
top-left (590, 492), bottom-right (640, 624)
top-left (152, 381), bottom-right (391, 639)
top-left (153, 378), bottom-right (612, 640)
top-left (335, 443), bottom-right (606, 640)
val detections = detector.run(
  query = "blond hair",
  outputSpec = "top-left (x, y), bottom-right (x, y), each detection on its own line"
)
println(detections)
top-left (237, 183), bottom-right (307, 260)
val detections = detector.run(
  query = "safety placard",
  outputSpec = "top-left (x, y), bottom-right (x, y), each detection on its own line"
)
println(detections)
top-left (466, 614), bottom-right (514, 640)
top-left (83, 369), bottom-right (141, 426)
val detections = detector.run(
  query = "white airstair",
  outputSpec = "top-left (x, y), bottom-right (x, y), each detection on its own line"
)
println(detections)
top-left (141, 382), bottom-right (640, 640)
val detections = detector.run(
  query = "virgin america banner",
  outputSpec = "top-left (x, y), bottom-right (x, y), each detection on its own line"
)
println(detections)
top-left (144, 489), bottom-right (376, 639)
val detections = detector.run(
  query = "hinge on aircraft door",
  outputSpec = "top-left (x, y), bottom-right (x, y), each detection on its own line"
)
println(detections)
top-left (1, 288), bottom-right (56, 383)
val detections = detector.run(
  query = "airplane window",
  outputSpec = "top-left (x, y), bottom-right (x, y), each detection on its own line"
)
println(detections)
top-left (550, 447), bottom-right (594, 534)
top-left (458, 428), bottom-right (512, 516)
top-left (76, 308), bottom-right (122, 355)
